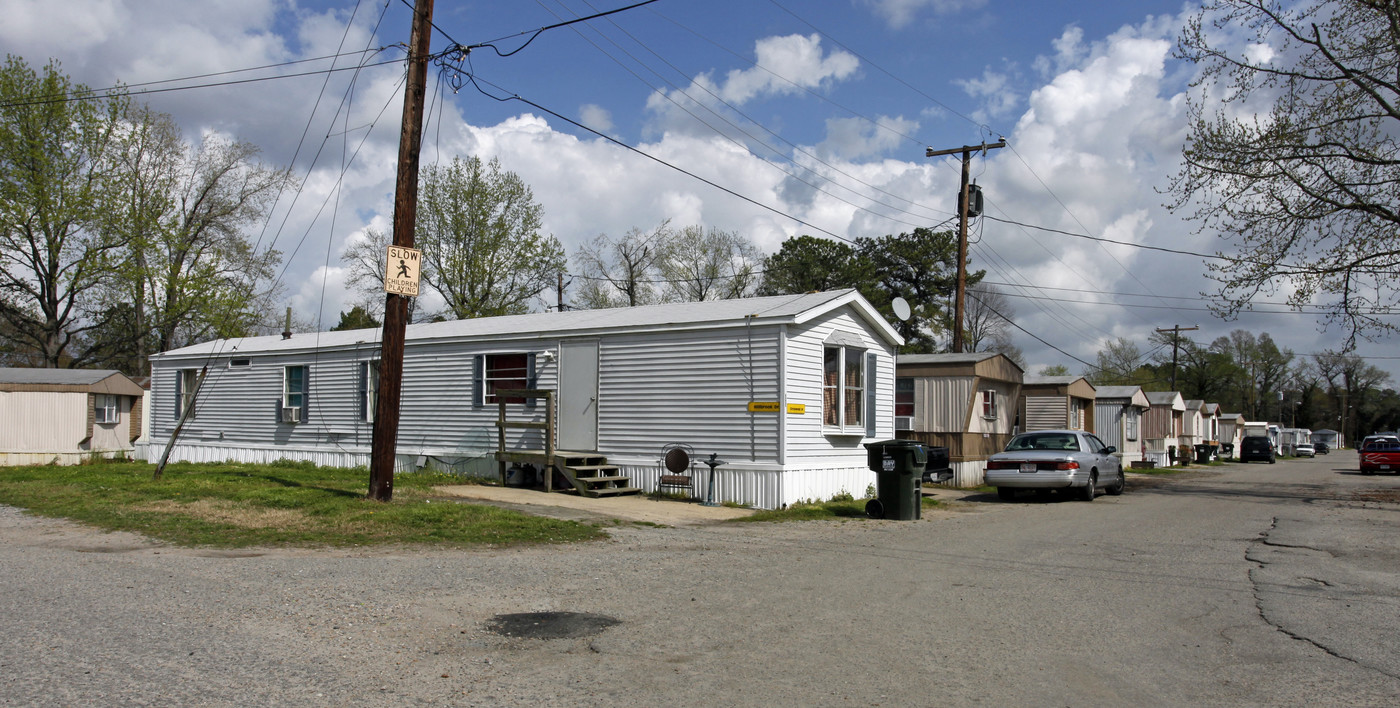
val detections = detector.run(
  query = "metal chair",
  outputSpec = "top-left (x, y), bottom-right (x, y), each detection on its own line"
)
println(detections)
top-left (655, 443), bottom-right (695, 500)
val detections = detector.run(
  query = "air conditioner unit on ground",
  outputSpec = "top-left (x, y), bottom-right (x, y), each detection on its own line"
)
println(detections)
top-left (281, 406), bottom-right (301, 423)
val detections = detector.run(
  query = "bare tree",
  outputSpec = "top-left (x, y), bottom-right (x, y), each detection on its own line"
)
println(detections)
top-left (657, 225), bottom-right (761, 302)
top-left (572, 220), bottom-right (670, 309)
top-left (1171, 1), bottom-right (1400, 341)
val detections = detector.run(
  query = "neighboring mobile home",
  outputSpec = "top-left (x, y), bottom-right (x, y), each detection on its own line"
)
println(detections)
top-left (0, 368), bottom-right (145, 465)
top-left (1093, 385), bottom-right (1150, 463)
top-left (1143, 392), bottom-right (1186, 466)
top-left (894, 352), bottom-right (1024, 487)
top-left (146, 290), bottom-right (902, 509)
top-left (1182, 400), bottom-right (1208, 457)
top-left (1218, 413), bottom-right (1242, 455)
top-left (1311, 428), bottom-right (1340, 450)
top-left (1018, 375), bottom-right (1096, 433)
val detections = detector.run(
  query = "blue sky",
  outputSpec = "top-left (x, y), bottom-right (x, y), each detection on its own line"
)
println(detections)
top-left (2, 0), bottom-right (1395, 384)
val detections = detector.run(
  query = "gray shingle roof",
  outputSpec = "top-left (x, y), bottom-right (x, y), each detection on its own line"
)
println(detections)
top-left (154, 289), bottom-right (901, 359)
top-left (0, 368), bottom-right (121, 385)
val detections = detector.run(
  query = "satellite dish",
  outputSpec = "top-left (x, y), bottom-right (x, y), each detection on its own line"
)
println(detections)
top-left (892, 297), bottom-right (911, 322)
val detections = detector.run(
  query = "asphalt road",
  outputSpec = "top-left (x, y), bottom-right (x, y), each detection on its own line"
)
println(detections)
top-left (2, 454), bottom-right (1398, 706)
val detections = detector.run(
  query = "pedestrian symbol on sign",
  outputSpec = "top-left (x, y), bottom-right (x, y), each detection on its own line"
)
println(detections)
top-left (384, 245), bottom-right (422, 297)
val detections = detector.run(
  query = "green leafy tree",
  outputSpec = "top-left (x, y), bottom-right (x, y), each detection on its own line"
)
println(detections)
top-left (757, 235), bottom-right (861, 296)
top-left (757, 228), bottom-right (968, 353)
top-left (1038, 364), bottom-right (1071, 377)
top-left (415, 157), bottom-right (565, 319)
top-left (859, 228), bottom-right (972, 353)
top-left (330, 305), bottom-right (379, 331)
top-left (1171, 0), bottom-right (1400, 340)
top-left (0, 56), bottom-right (127, 367)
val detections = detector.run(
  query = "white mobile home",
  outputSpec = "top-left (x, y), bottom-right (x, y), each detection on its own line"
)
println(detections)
top-left (0, 368), bottom-right (145, 465)
top-left (1093, 385), bottom-right (1150, 463)
top-left (146, 290), bottom-right (902, 509)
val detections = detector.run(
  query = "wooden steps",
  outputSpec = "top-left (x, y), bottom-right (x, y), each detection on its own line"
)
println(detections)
top-left (556, 454), bottom-right (642, 498)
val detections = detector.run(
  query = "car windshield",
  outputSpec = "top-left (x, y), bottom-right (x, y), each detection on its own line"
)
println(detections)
top-left (1006, 433), bottom-right (1080, 452)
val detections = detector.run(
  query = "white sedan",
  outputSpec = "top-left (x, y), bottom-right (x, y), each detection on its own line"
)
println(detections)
top-left (985, 430), bottom-right (1125, 501)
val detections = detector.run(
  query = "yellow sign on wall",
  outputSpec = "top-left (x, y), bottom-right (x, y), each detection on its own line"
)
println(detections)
top-left (786, 404), bottom-right (806, 415)
top-left (748, 401), bottom-right (781, 413)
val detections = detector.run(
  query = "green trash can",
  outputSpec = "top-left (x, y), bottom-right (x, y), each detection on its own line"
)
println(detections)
top-left (863, 440), bottom-right (927, 520)
top-left (1194, 444), bottom-right (1211, 464)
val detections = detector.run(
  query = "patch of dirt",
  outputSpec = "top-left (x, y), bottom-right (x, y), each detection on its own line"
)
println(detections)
top-left (1353, 489), bottom-right (1400, 504)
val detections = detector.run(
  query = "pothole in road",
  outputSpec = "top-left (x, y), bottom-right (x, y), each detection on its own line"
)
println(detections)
top-left (485, 611), bottom-right (620, 640)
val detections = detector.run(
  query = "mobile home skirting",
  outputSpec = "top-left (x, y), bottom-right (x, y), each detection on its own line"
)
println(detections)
top-left (139, 440), bottom-right (878, 510)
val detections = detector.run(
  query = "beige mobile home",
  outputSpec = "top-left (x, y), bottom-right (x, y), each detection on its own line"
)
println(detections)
top-left (0, 368), bottom-right (145, 465)
top-left (894, 352), bottom-right (1023, 487)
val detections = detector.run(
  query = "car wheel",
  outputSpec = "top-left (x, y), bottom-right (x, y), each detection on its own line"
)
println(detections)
top-left (996, 487), bottom-right (1015, 501)
top-left (1080, 472), bottom-right (1097, 502)
top-left (1107, 469), bottom-right (1125, 496)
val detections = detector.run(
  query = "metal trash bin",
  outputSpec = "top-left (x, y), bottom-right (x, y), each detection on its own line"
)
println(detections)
top-left (863, 440), bottom-right (926, 520)
top-left (1194, 444), bottom-right (1212, 464)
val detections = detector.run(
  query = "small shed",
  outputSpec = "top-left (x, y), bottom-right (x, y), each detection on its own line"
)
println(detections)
top-left (1143, 391), bottom-right (1186, 466)
top-left (0, 368), bottom-right (145, 465)
top-left (147, 290), bottom-right (902, 510)
top-left (894, 352), bottom-right (1024, 487)
top-left (1018, 375), bottom-right (1096, 433)
top-left (1093, 385), bottom-right (1150, 462)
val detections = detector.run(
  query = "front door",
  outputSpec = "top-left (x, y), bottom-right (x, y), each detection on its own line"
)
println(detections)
top-left (557, 339), bottom-right (599, 451)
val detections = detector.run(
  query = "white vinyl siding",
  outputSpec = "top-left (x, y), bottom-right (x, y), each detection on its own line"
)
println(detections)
top-left (595, 327), bottom-right (781, 461)
top-left (0, 391), bottom-right (86, 451)
top-left (786, 309), bottom-right (894, 463)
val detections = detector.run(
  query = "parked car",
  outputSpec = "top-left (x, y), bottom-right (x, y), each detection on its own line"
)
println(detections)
top-left (1239, 435), bottom-right (1276, 464)
top-left (985, 430), bottom-right (1124, 501)
top-left (1315, 442), bottom-right (1330, 455)
top-left (1360, 439), bottom-right (1400, 475)
top-left (1294, 443), bottom-right (1315, 458)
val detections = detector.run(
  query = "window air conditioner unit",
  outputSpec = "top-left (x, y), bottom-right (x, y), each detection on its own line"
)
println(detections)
top-left (895, 416), bottom-right (914, 430)
top-left (281, 406), bottom-right (301, 423)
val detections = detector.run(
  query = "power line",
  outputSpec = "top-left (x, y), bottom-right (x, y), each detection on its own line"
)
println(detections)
top-left (0, 53), bottom-right (403, 109)
top-left (450, 0), bottom-right (661, 57)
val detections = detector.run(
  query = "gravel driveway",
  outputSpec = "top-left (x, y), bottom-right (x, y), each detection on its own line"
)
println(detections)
top-left (3, 460), bottom-right (1398, 706)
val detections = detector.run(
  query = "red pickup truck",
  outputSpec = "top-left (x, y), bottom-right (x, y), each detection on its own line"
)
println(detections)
top-left (1360, 440), bottom-right (1400, 474)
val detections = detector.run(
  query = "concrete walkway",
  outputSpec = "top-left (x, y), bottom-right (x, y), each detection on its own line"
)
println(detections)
top-left (434, 484), bottom-right (757, 526)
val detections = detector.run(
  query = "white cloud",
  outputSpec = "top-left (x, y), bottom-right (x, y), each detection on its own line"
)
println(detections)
top-left (818, 115), bottom-right (919, 160)
top-left (645, 34), bottom-right (858, 139)
top-left (861, 0), bottom-right (988, 29)
top-left (579, 104), bottom-right (614, 133)
top-left (955, 68), bottom-right (1020, 122)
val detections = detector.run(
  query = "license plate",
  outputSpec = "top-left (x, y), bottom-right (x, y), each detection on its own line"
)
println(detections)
top-left (1382, 465), bottom-right (1392, 470)
top-left (1019, 463), bottom-right (1037, 473)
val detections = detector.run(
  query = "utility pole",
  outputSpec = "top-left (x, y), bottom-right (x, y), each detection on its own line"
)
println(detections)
top-left (369, 0), bottom-right (434, 502)
top-left (927, 140), bottom-right (1005, 352)
top-left (1155, 325), bottom-right (1198, 391)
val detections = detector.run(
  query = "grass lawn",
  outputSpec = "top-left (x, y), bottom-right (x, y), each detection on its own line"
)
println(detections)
top-left (0, 459), bottom-right (605, 548)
